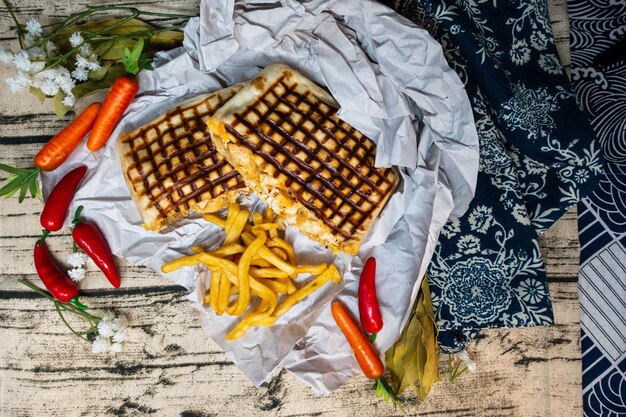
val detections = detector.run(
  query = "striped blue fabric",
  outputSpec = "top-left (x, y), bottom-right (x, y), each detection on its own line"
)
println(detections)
top-left (568, 1), bottom-right (626, 416)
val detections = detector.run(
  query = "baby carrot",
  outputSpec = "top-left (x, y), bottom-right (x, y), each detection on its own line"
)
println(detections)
top-left (331, 300), bottom-right (384, 379)
top-left (87, 75), bottom-right (138, 152)
top-left (34, 102), bottom-right (100, 171)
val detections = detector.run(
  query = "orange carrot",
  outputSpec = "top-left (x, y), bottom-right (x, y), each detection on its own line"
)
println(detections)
top-left (34, 102), bottom-right (101, 171)
top-left (331, 300), bottom-right (384, 379)
top-left (87, 75), bottom-right (139, 152)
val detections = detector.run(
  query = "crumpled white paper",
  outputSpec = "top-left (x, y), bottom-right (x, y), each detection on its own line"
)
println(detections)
top-left (41, 0), bottom-right (478, 395)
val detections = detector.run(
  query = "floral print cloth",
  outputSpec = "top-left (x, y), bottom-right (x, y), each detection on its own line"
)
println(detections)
top-left (568, 0), bottom-right (626, 416)
top-left (386, 0), bottom-right (603, 352)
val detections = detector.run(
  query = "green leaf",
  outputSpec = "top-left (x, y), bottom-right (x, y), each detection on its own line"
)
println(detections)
top-left (18, 181), bottom-right (28, 203)
top-left (29, 86), bottom-right (47, 104)
top-left (52, 92), bottom-right (70, 118)
top-left (96, 38), bottom-right (137, 61)
top-left (0, 163), bottom-right (27, 175)
top-left (28, 175), bottom-right (38, 198)
top-left (72, 63), bottom-right (126, 99)
top-left (385, 274), bottom-right (441, 401)
top-left (0, 177), bottom-right (23, 198)
top-left (123, 38), bottom-right (145, 75)
top-left (150, 30), bottom-right (184, 48)
top-left (0, 166), bottom-right (39, 203)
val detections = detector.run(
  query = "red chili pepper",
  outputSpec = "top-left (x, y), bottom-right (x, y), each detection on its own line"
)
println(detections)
top-left (34, 231), bottom-right (86, 309)
top-left (358, 257), bottom-right (383, 335)
top-left (40, 165), bottom-right (87, 232)
top-left (71, 206), bottom-right (120, 288)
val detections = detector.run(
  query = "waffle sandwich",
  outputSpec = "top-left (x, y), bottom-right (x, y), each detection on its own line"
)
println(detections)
top-left (207, 65), bottom-right (399, 254)
top-left (118, 85), bottom-right (247, 231)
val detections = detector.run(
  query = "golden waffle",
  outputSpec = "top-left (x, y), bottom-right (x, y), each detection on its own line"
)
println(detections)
top-left (118, 84), bottom-right (247, 231)
top-left (207, 65), bottom-right (399, 254)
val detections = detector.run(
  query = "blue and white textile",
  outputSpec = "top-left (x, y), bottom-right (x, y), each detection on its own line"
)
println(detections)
top-left (388, 0), bottom-right (603, 352)
top-left (568, 1), bottom-right (626, 416)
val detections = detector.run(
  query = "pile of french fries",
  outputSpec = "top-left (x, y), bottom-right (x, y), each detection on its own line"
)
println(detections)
top-left (161, 202), bottom-right (341, 340)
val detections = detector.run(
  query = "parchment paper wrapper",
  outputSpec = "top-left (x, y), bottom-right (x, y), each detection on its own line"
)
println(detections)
top-left (41, 0), bottom-right (479, 395)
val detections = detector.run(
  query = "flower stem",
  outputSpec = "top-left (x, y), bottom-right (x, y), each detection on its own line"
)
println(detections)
top-left (55, 302), bottom-right (90, 342)
top-left (2, 0), bottom-right (25, 48)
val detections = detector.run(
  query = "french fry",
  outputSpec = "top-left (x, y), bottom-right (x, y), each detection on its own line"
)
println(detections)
top-left (257, 278), bottom-right (290, 294)
top-left (210, 258), bottom-right (277, 306)
top-left (208, 271), bottom-right (221, 312)
top-left (273, 265), bottom-right (340, 318)
top-left (249, 267), bottom-right (290, 279)
top-left (296, 264), bottom-right (328, 276)
top-left (162, 252), bottom-right (206, 273)
top-left (265, 207), bottom-right (278, 239)
top-left (267, 237), bottom-right (296, 265)
top-left (225, 209), bottom-right (249, 244)
top-left (224, 202), bottom-right (240, 237)
top-left (230, 232), bottom-right (267, 316)
top-left (250, 257), bottom-right (273, 267)
top-left (279, 278), bottom-right (297, 295)
top-left (241, 233), bottom-right (296, 275)
top-left (216, 270), bottom-right (231, 315)
top-left (251, 212), bottom-right (264, 226)
top-left (168, 202), bottom-right (343, 340)
top-left (203, 213), bottom-right (226, 228)
top-left (209, 243), bottom-right (245, 257)
top-left (264, 207), bottom-right (274, 223)
top-left (270, 246), bottom-right (288, 261)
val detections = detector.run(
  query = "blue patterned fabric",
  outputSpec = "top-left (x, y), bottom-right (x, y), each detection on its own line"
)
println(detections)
top-left (387, 0), bottom-right (603, 352)
top-left (568, 1), bottom-right (626, 416)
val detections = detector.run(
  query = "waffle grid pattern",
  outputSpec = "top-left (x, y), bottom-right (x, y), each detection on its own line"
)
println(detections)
top-left (120, 92), bottom-right (245, 220)
top-left (224, 77), bottom-right (397, 239)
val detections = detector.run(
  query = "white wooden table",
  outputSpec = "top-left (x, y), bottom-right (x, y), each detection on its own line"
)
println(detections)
top-left (0, 1), bottom-right (582, 415)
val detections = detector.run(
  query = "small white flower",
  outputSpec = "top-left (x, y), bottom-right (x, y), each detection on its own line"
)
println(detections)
top-left (112, 329), bottom-right (128, 343)
top-left (33, 68), bottom-right (58, 82)
top-left (75, 54), bottom-right (90, 69)
top-left (92, 335), bottom-right (112, 354)
top-left (12, 50), bottom-right (32, 72)
top-left (23, 34), bottom-right (37, 47)
top-left (79, 43), bottom-right (93, 56)
top-left (29, 61), bottom-right (45, 73)
top-left (25, 19), bottom-right (43, 38)
top-left (97, 319), bottom-right (115, 338)
top-left (87, 54), bottom-right (101, 71)
top-left (101, 310), bottom-right (116, 321)
top-left (5, 72), bottom-right (31, 93)
top-left (38, 79), bottom-right (59, 96)
top-left (71, 67), bottom-right (89, 81)
top-left (62, 94), bottom-right (75, 107)
top-left (45, 41), bottom-right (58, 56)
top-left (68, 267), bottom-right (86, 282)
top-left (69, 32), bottom-right (84, 48)
top-left (455, 350), bottom-right (476, 372)
top-left (109, 342), bottom-right (123, 353)
top-left (112, 314), bottom-right (129, 332)
top-left (56, 66), bottom-right (70, 78)
top-left (27, 46), bottom-right (45, 60)
top-left (0, 47), bottom-right (14, 65)
top-left (58, 76), bottom-right (75, 95)
top-left (67, 252), bottom-right (88, 268)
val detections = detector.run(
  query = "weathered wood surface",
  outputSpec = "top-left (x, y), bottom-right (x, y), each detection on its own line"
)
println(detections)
top-left (0, 1), bottom-right (582, 416)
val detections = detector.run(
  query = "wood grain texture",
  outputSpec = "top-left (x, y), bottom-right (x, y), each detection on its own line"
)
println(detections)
top-left (0, 1), bottom-right (582, 416)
